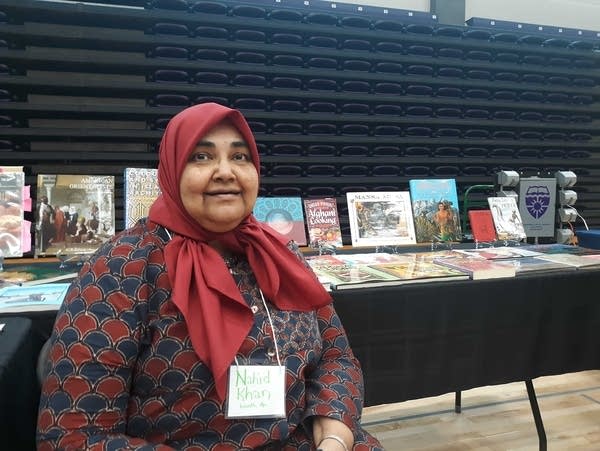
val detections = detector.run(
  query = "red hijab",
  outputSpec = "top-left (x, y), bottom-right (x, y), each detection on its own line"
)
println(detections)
top-left (148, 103), bottom-right (332, 400)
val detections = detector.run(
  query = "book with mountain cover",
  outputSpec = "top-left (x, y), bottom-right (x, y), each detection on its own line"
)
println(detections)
top-left (124, 168), bottom-right (161, 229)
top-left (346, 191), bottom-right (416, 247)
top-left (35, 174), bottom-right (115, 257)
top-left (409, 178), bottom-right (462, 243)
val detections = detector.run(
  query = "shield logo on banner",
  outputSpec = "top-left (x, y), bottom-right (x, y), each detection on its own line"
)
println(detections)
top-left (525, 185), bottom-right (551, 219)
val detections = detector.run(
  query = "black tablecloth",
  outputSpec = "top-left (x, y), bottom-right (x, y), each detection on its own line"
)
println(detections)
top-left (0, 316), bottom-right (39, 450)
top-left (332, 269), bottom-right (600, 406)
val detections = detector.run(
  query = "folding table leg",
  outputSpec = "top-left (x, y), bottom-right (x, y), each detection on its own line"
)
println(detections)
top-left (525, 379), bottom-right (547, 451)
top-left (454, 391), bottom-right (461, 413)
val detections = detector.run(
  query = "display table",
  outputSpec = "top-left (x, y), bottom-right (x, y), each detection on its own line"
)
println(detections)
top-left (1, 268), bottom-right (599, 449)
top-left (333, 269), bottom-right (600, 407)
top-left (0, 316), bottom-right (39, 450)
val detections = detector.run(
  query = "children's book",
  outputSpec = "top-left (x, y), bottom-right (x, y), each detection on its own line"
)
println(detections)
top-left (0, 166), bottom-right (29, 257)
top-left (35, 174), bottom-right (116, 257)
top-left (0, 282), bottom-right (71, 313)
top-left (409, 179), bottom-right (462, 243)
top-left (468, 209), bottom-right (496, 243)
top-left (345, 191), bottom-right (416, 247)
top-left (487, 196), bottom-right (527, 241)
top-left (253, 197), bottom-right (308, 246)
top-left (303, 197), bottom-right (343, 249)
top-left (124, 168), bottom-right (161, 229)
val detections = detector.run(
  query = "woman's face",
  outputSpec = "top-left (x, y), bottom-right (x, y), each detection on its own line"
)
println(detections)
top-left (179, 121), bottom-right (259, 233)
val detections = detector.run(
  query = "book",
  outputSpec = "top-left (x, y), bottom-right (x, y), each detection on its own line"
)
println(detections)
top-left (516, 177), bottom-right (557, 238)
top-left (0, 282), bottom-right (71, 313)
top-left (0, 261), bottom-right (79, 287)
top-left (367, 260), bottom-right (470, 284)
top-left (308, 262), bottom-right (405, 290)
top-left (303, 197), bottom-right (343, 249)
top-left (124, 168), bottom-right (161, 229)
top-left (0, 166), bottom-right (28, 258)
top-left (468, 209), bottom-right (497, 243)
top-left (450, 246), bottom-right (543, 260)
top-left (494, 256), bottom-right (578, 276)
top-left (487, 196), bottom-right (527, 241)
top-left (520, 243), bottom-right (600, 256)
top-left (535, 253), bottom-right (600, 269)
top-left (35, 174), bottom-right (116, 257)
top-left (433, 255), bottom-right (516, 280)
top-left (409, 179), bottom-right (462, 243)
top-left (345, 191), bottom-right (416, 247)
top-left (253, 197), bottom-right (308, 246)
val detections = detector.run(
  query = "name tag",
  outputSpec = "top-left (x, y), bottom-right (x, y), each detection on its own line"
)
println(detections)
top-left (226, 365), bottom-right (286, 418)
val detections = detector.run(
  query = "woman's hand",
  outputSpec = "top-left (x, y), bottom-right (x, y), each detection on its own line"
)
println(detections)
top-left (313, 416), bottom-right (353, 451)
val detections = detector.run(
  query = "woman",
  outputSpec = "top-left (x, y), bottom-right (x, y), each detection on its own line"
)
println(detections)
top-left (37, 103), bottom-right (383, 450)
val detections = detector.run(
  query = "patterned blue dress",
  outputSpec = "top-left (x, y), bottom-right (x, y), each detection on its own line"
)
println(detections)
top-left (37, 219), bottom-right (383, 450)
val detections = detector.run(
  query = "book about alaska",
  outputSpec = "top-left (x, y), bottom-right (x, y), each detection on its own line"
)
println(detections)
top-left (124, 168), bottom-right (161, 229)
top-left (303, 197), bottom-right (343, 249)
top-left (345, 191), bottom-right (416, 247)
top-left (253, 197), bottom-right (308, 246)
top-left (409, 178), bottom-right (462, 243)
top-left (35, 174), bottom-right (115, 257)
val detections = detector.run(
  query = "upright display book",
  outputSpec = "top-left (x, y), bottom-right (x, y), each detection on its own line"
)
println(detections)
top-left (0, 166), bottom-right (27, 257)
top-left (35, 174), bottom-right (116, 256)
top-left (487, 196), bottom-right (527, 241)
top-left (303, 197), bottom-right (343, 248)
top-left (468, 209), bottom-right (496, 243)
top-left (124, 168), bottom-right (161, 229)
top-left (409, 179), bottom-right (462, 243)
top-left (517, 177), bottom-right (556, 238)
top-left (253, 197), bottom-right (308, 246)
top-left (0, 282), bottom-right (71, 313)
top-left (346, 191), bottom-right (416, 247)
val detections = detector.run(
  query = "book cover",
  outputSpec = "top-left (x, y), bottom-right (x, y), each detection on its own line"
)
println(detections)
top-left (468, 209), bottom-right (496, 243)
top-left (487, 196), bottom-right (527, 241)
top-left (520, 243), bottom-right (600, 256)
top-left (433, 255), bottom-right (516, 280)
top-left (309, 263), bottom-right (402, 290)
top-left (494, 256), bottom-right (578, 276)
top-left (35, 174), bottom-right (116, 256)
top-left (124, 168), bottom-right (161, 229)
top-left (517, 177), bottom-right (557, 238)
top-left (0, 282), bottom-right (71, 313)
top-left (409, 179), bottom-right (462, 243)
top-left (367, 260), bottom-right (469, 283)
top-left (451, 246), bottom-right (543, 260)
top-left (303, 197), bottom-right (343, 248)
top-left (0, 261), bottom-right (79, 287)
top-left (253, 197), bottom-right (308, 246)
top-left (346, 191), bottom-right (416, 247)
top-left (535, 253), bottom-right (600, 269)
top-left (0, 167), bottom-right (26, 257)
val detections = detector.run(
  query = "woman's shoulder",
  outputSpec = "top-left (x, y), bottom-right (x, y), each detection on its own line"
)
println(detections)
top-left (95, 218), bottom-right (170, 259)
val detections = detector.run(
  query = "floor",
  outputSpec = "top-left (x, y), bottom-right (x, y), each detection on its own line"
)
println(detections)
top-left (362, 370), bottom-right (600, 450)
